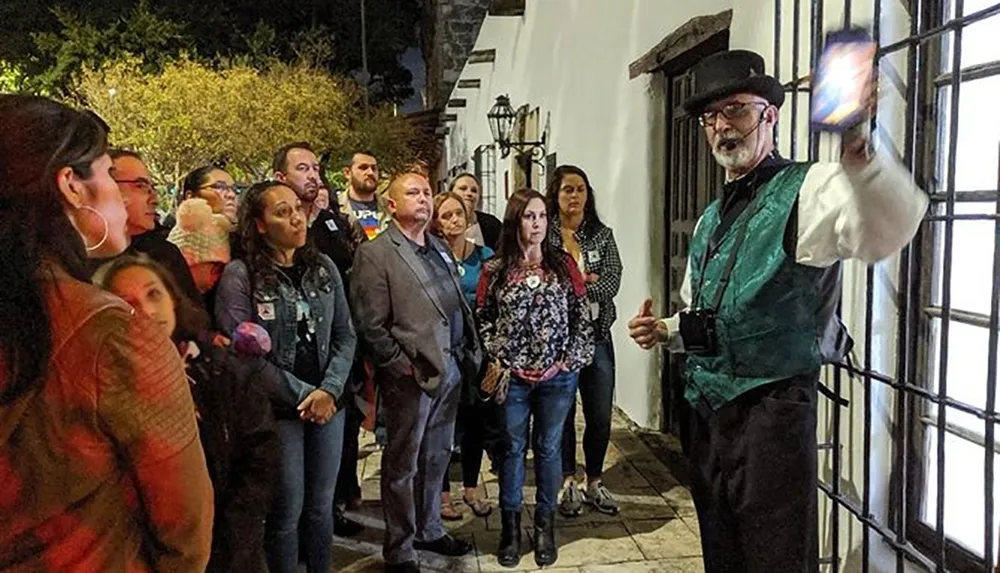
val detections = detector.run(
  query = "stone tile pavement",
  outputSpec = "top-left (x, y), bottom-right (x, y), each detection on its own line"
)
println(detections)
top-left (330, 408), bottom-right (704, 572)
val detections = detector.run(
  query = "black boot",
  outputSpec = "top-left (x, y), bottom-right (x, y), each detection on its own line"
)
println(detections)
top-left (497, 510), bottom-right (521, 568)
top-left (533, 510), bottom-right (557, 567)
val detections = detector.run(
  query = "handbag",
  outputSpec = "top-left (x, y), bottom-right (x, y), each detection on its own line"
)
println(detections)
top-left (479, 360), bottom-right (511, 405)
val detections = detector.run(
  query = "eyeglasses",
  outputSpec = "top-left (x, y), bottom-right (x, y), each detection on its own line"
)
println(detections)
top-left (115, 179), bottom-right (156, 193)
top-left (199, 182), bottom-right (240, 195)
top-left (697, 101), bottom-right (768, 127)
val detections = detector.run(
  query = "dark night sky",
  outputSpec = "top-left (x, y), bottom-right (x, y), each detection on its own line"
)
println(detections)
top-left (399, 46), bottom-right (426, 114)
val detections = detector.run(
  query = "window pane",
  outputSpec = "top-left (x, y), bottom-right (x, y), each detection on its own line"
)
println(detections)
top-left (936, 75), bottom-right (1000, 192)
top-left (945, 0), bottom-right (1000, 27)
top-left (922, 430), bottom-right (999, 558)
top-left (941, 9), bottom-right (1000, 72)
top-left (959, 14), bottom-right (1000, 70)
top-left (927, 318), bottom-right (996, 421)
top-left (929, 201), bottom-right (996, 316)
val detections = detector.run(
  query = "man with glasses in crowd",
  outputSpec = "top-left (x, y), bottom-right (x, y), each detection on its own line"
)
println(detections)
top-left (102, 149), bottom-right (201, 303)
top-left (628, 49), bottom-right (928, 572)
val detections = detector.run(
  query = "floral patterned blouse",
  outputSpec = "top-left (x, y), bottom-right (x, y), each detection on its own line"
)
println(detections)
top-left (476, 254), bottom-right (595, 378)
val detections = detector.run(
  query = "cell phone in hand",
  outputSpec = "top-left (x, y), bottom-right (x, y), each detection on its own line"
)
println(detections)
top-left (810, 26), bottom-right (877, 132)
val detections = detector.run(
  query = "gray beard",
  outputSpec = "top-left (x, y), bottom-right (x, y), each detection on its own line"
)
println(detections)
top-left (712, 136), bottom-right (758, 173)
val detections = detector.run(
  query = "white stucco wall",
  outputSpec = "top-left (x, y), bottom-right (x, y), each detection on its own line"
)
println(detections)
top-left (443, 0), bottom-right (733, 428)
top-left (445, 0), bottom-right (986, 570)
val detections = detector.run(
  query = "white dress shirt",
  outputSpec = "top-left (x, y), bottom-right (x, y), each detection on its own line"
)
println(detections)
top-left (661, 150), bottom-right (929, 352)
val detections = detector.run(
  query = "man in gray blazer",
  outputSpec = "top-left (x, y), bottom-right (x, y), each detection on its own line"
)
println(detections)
top-left (350, 172), bottom-right (483, 573)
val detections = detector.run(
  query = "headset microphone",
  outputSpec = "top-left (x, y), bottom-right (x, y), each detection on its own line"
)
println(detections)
top-left (719, 114), bottom-right (768, 151)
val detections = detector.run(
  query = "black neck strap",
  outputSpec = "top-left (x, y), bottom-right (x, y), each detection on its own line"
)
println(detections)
top-left (693, 191), bottom-right (763, 311)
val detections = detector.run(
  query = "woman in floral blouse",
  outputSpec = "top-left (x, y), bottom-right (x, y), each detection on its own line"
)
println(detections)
top-left (546, 165), bottom-right (623, 518)
top-left (477, 189), bottom-right (594, 568)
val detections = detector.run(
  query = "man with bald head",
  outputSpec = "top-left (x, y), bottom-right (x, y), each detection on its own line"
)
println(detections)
top-left (351, 173), bottom-right (482, 573)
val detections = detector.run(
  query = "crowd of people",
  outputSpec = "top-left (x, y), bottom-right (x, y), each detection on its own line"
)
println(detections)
top-left (1, 46), bottom-right (930, 573)
top-left (0, 92), bottom-right (624, 573)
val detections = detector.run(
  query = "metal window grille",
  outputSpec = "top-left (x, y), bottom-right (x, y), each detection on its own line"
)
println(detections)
top-left (765, 0), bottom-right (1000, 571)
top-left (474, 143), bottom-right (498, 215)
top-left (545, 152), bottom-right (558, 190)
top-left (662, 64), bottom-right (728, 435)
top-left (659, 0), bottom-right (1000, 569)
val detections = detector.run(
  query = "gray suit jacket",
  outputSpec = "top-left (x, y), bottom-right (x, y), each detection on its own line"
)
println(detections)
top-left (350, 223), bottom-right (483, 395)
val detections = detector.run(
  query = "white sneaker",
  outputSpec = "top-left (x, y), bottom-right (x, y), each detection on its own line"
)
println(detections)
top-left (585, 482), bottom-right (620, 516)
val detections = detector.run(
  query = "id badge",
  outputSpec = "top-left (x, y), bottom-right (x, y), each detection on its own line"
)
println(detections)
top-left (257, 302), bottom-right (276, 321)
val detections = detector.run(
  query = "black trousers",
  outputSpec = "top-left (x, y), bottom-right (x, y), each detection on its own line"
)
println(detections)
top-left (334, 401), bottom-right (363, 505)
top-left (682, 373), bottom-right (820, 573)
top-left (442, 395), bottom-right (508, 492)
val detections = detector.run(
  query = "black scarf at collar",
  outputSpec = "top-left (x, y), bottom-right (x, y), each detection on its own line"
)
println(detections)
top-left (711, 152), bottom-right (794, 249)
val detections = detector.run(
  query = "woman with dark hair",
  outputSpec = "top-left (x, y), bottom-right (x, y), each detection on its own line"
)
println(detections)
top-left (477, 189), bottom-right (594, 568)
top-left (545, 165), bottom-right (623, 518)
top-left (430, 191), bottom-right (499, 521)
top-left (450, 173), bottom-right (502, 250)
top-left (0, 95), bottom-right (213, 570)
top-left (94, 254), bottom-right (280, 573)
top-left (182, 164), bottom-right (240, 225)
top-left (215, 180), bottom-right (357, 573)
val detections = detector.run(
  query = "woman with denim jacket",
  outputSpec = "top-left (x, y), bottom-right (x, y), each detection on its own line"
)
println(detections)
top-left (545, 165), bottom-right (624, 519)
top-left (215, 181), bottom-right (357, 573)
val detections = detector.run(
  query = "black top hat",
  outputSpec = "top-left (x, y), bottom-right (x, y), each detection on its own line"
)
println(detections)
top-left (683, 50), bottom-right (785, 115)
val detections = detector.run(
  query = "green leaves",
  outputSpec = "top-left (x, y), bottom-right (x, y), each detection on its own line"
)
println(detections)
top-left (74, 56), bottom-right (416, 190)
top-left (0, 0), bottom-right (421, 105)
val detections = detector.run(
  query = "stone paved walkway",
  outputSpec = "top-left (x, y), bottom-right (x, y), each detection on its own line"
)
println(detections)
top-left (330, 409), bottom-right (705, 572)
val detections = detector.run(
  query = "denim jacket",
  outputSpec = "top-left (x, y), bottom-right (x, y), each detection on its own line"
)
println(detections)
top-left (215, 254), bottom-right (357, 411)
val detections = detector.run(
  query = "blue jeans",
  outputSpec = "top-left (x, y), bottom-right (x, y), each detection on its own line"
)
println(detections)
top-left (266, 408), bottom-right (346, 573)
top-left (501, 371), bottom-right (579, 514)
top-left (562, 338), bottom-right (616, 478)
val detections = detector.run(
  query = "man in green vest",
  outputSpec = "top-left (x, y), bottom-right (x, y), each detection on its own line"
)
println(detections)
top-left (628, 49), bottom-right (928, 572)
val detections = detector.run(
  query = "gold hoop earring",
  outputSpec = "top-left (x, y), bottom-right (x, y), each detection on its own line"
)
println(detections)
top-left (78, 205), bottom-right (109, 252)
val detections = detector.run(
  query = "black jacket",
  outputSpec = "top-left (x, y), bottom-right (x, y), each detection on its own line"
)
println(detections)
top-left (476, 210), bottom-right (502, 251)
top-left (87, 230), bottom-right (202, 306)
top-left (185, 342), bottom-right (280, 573)
top-left (310, 208), bottom-right (367, 291)
top-left (310, 208), bottom-right (367, 397)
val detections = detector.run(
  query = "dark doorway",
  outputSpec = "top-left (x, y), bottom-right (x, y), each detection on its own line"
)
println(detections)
top-left (659, 31), bottom-right (728, 436)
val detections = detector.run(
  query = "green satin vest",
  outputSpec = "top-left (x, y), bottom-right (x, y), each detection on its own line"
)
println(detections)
top-left (685, 163), bottom-right (827, 408)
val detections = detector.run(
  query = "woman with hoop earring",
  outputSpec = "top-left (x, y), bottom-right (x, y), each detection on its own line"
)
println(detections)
top-left (0, 95), bottom-right (214, 571)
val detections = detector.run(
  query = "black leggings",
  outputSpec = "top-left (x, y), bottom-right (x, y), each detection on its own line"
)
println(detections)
top-left (443, 397), bottom-right (507, 491)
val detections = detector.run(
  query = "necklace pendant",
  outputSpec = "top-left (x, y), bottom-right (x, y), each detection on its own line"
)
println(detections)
top-left (457, 265), bottom-right (466, 277)
top-left (526, 274), bottom-right (541, 289)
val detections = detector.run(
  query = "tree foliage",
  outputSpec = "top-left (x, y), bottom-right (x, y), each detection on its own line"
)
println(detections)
top-left (74, 57), bottom-right (415, 189)
top-left (27, 1), bottom-right (186, 95)
top-left (0, 0), bottom-right (421, 104)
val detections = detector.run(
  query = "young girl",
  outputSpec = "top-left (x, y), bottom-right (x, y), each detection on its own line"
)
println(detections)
top-left (94, 255), bottom-right (280, 573)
